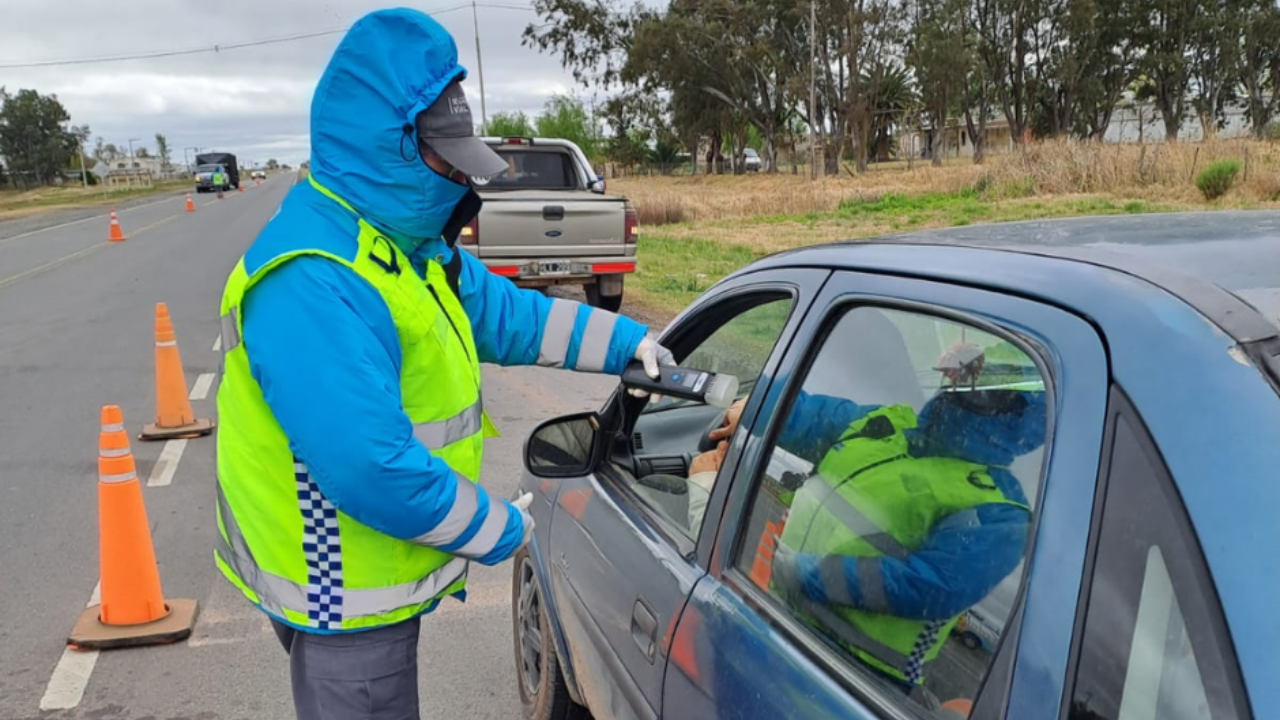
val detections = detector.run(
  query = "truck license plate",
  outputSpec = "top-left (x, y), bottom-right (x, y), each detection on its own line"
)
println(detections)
top-left (538, 261), bottom-right (571, 275)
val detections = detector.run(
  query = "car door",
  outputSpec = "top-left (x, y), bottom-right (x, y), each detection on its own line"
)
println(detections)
top-left (661, 269), bottom-right (1110, 720)
top-left (546, 269), bottom-right (828, 720)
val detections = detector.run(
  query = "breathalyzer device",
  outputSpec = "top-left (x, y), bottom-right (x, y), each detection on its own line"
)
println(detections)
top-left (621, 361), bottom-right (740, 409)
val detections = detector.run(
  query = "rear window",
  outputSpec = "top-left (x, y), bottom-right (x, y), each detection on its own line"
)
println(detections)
top-left (474, 149), bottom-right (580, 190)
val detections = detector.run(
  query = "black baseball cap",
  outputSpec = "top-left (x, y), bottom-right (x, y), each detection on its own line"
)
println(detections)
top-left (415, 80), bottom-right (507, 178)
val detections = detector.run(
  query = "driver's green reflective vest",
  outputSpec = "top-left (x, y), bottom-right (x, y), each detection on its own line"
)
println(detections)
top-left (213, 171), bottom-right (225, 186)
top-left (777, 405), bottom-right (1028, 685)
top-left (214, 178), bottom-right (495, 631)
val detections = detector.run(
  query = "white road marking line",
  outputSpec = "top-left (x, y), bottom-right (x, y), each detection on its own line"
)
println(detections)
top-left (146, 372), bottom-right (213, 488)
top-left (212, 334), bottom-right (222, 352)
top-left (39, 583), bottom-right (102, 711)
top-left (0, 193), bottom-right (183, 246)
top-left (147, 439), bottom-right (188, 488)
top-left (190, 372), bottom-right (216, 401)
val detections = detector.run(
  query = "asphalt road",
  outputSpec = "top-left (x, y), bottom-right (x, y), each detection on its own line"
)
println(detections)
top-left (0, 176), bottom-right (621, 719)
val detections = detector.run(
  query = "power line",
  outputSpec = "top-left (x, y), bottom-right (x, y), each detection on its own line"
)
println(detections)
top-left (0, 27), bottom-right (349, 69)
top-left (0, 2), bottom-right (531, 70)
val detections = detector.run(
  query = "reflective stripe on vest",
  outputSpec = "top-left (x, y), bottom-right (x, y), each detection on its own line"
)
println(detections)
top-left (413, 395), bottom-right (483, 450)
top-left (216, 483), bottom-right (467, 620)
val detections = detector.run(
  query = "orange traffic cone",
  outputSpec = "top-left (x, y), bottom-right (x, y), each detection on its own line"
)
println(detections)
top-left (138, 303), bottom-right (214, 441)
top-left (185, 193), bottom-right (195, 212)
top-left (238, 184), bottom-right (243, 193)
top-left (108, 209), bottom-right (125, 242)
top-left (748, 520), bottom-right (784, 591)
top-left (68, 406), bottom-right (198, 649)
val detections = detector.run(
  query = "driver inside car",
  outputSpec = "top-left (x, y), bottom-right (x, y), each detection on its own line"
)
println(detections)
top-left (687, 343), bottom-right (1046, 699)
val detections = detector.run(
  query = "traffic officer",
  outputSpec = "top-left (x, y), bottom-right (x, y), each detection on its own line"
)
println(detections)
top-left (212, 165), bottom-right (225, 197)
top-left (212, 9), bottom-right (670, 720)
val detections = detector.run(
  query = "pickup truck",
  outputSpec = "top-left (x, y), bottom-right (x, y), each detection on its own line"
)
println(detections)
top-left (462, 137), bottom-right (637, 311)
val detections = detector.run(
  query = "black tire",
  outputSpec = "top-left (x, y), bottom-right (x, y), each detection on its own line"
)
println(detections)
top-left (513, 549), bottom-right (588, 720)
top-left (961, 632), bottom-right (981, 650)
top-left (584, 278), bottom-right (623, 313)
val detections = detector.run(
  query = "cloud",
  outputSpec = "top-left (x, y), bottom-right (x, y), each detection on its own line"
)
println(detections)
top-left (0, 0), bottom-right (610, 166)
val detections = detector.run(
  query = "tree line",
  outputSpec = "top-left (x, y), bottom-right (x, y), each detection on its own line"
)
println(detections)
top-left (0, 86), bottom-right (177, 189)
top-left (523, 0), bottom-right (1280, 173)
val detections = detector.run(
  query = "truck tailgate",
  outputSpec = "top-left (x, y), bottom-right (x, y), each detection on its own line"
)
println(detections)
top-left (475, 190), bottom-right (626, 259)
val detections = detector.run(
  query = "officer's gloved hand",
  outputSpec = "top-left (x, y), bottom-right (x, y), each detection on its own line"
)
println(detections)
top-left (512, 492), bottom-right (535, 548)
top-left (628, 336), bottom-right (676, 399)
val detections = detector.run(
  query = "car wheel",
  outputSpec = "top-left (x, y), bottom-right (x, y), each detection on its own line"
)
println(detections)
top-left (513, 549), bottom-right (587, 720)
top-left (584, 282), bottom-right (623, 313)
top-left (960, 632), bottom-right (981, 650)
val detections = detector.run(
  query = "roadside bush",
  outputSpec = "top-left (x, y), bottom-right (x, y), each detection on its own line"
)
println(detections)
top-left (1195, 160), bottom-right (1241, 200)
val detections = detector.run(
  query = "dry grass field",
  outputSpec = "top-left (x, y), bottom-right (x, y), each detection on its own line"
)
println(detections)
top-left (614, 138), bottom-right (1280, 314)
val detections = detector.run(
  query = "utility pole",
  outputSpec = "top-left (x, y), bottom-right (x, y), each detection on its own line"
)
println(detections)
top-left (808, 0), bottom-right (818, 180)
top-left (79, 137), bottom-right (89, 189)
top-left (472, 1), bottom-right (489, 135)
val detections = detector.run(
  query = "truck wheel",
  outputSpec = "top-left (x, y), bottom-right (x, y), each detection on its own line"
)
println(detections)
top-left (585, 276), bottom-right (623, 313)
top-left (513, 549), bottom-right (588, 720)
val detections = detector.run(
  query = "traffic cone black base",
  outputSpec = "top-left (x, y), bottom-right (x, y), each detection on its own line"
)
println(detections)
top-left (69, 598), bottom-right (198, 650)
top-left (139, 419), bottom-right (214, 441)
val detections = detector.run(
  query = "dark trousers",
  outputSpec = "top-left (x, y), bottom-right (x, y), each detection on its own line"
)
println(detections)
top-left (272, 618), bottom-right (421, 720)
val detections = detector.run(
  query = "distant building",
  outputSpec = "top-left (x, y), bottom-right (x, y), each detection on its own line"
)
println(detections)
top-left (107, 156), bottom-right (166, 176)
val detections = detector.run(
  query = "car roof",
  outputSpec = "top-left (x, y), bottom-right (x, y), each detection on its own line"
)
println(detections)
top-left (739, 211), bottom-right (1279, 367)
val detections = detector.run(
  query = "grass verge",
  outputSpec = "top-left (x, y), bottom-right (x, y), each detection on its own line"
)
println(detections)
top-left (0, 179), bottom-right (192, 218)
top-left (631, 190), bottom-right (1192, 314)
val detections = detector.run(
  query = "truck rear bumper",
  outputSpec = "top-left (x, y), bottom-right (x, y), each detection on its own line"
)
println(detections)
top-left (470, 256), bottom-right (636, 287)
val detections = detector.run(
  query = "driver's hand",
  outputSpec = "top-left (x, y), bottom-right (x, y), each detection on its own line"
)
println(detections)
top-left (689, 441), bottom-right (728, 476)
top-left (708, 397), bottom-right (748, 443)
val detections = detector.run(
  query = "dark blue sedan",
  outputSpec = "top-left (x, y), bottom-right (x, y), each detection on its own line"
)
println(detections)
top-left (511, 211), bottom-right (1280, 720)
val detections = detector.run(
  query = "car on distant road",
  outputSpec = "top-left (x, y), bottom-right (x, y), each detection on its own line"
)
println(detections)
top-left (253, 170), bottom-right (266, 180)
top-left (510, 211), bottom-right (1280, 720)
top-left (465, 136), bottom-right (637, 312)
top-left (743, 147), bottom-right (762, 172)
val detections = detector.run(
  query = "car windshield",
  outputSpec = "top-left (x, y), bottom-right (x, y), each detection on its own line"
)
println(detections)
top-left (196, 165), bottom-right (218, 173)
top-left (473, 149), bottom-right (580, 191)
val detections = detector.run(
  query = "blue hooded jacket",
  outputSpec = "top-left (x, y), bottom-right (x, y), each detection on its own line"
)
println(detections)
top-left (236, 9), bottom-right (647, 627)
top-left (776, 389), bottom-right (1046, 623)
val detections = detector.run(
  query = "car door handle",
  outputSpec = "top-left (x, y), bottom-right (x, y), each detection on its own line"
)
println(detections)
top-left (631, 599), bottom-right (658, 664)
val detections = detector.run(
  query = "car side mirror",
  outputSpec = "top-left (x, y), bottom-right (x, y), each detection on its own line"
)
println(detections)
top-left (589, 179), bottom-right (606, 194)
top-left (524, 411), bottom-right (604, 478)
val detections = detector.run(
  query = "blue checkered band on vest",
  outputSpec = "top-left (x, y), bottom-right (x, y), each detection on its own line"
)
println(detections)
top-left (295, 460), bottom-right (344, 629)
top-left (903, 619), bottom-right (946, 685)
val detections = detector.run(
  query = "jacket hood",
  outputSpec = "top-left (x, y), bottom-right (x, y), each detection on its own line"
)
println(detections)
top-left (911, 390), bottom-right (1048, 468)
top-left (308, 8), bottom-right (468, 247)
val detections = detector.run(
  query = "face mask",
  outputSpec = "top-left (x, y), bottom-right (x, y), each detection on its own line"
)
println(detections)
top-left (419, 165), bottom-right (469, 244)
top-left (440, 183), bottom-right (483, 248)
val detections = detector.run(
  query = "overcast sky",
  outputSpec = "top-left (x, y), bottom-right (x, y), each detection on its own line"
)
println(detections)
top-left (0, 1), bottom-right (627, 167)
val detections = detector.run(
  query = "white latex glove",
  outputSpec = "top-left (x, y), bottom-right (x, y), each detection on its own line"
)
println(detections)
top-left (512, 492), bottom-right (535, 547)
top-left (629, 336), bottom-right (676, 398)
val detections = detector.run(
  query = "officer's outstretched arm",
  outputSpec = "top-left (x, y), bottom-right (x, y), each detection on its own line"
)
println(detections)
top-left (242, 256), bottom-right (524, 565)
top-left (790, 502), bottom-right (1029, 621)
top-left (455, 249), bottom-right (647, 373)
